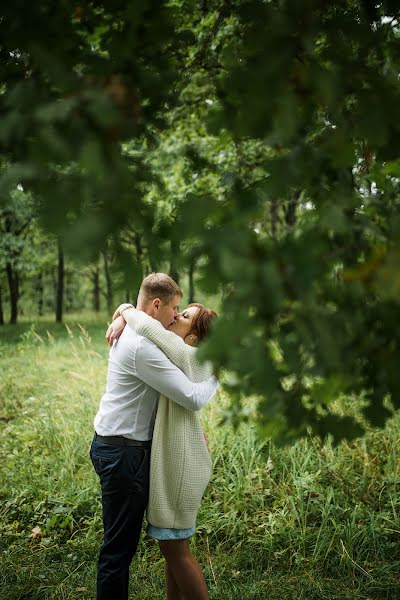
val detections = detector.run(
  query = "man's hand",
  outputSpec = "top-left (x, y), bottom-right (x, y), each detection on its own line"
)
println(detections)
top-left (106, 316), bottom-right (126, 346)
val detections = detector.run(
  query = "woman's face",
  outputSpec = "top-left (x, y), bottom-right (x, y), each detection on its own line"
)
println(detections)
top-left (168, 305), bottom-right (199, 341)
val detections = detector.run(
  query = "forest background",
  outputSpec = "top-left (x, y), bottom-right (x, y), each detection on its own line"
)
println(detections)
top-left (1, 1), bottom-right (400, 598)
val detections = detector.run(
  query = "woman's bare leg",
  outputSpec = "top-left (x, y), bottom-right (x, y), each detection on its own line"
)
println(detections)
top-left (159, 539), bottom-right (209, 600)
top-left (165, 561), bottom-right (185, 600)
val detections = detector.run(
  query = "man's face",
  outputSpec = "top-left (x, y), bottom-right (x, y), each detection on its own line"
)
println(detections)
top-left (155, 294), bottom-right (181, 329)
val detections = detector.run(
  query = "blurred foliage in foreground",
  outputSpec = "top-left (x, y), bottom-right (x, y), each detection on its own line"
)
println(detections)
top-left (1, 1), bottom-right (400, 442)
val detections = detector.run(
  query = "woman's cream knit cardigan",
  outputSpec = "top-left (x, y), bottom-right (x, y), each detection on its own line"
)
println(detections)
top-left (124, 310), bottom-right (214, 529)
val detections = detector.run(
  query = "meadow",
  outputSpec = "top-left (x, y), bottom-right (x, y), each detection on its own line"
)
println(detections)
top-left (1, 314), bottom-right (400, 600)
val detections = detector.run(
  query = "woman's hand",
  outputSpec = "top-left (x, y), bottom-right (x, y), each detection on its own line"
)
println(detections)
top-left (106, 316), bottom-right (126, 346)
top-left (112, 303), bottom-right (135, 322)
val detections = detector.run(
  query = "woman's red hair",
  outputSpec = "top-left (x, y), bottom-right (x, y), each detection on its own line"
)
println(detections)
top-left (187, 303), bottom-right (217, 342)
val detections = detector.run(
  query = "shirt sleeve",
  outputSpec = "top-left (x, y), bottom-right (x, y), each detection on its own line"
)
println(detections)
top-left (135, 337), bottom-right (219, 411)
top-left (124, 308), bottom-right (212, 382)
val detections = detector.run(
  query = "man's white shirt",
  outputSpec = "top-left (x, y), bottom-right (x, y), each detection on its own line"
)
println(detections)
top-left (94, 326), bottom-right (219, 441)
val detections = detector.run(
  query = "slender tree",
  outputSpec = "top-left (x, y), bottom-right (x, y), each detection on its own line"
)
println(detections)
top-left (0, 284), bottom-right (4, 326)
top-left (102, 250), bottom-right (113, 314)
top-left (170, 239), bottom-right (180, 285)
top-left (55, 239), bottom-right (64, 323)
top-left (92, 264), bottom-right (101, 312)
top-left (188, 256), bottom-right (196, 304)
top-left (0, 189), bottom-right (34, 324)
top-left (5, 262), bottom-right (19, 324)
top-left (36, 271), bottom-right (44, 317)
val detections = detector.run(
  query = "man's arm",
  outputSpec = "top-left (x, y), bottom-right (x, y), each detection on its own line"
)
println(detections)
top-left (135, 338), bottom-right (219, 411)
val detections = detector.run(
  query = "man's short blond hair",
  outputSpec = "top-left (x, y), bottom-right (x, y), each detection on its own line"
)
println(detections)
top-left (137, 273), bottom-right (182, 305)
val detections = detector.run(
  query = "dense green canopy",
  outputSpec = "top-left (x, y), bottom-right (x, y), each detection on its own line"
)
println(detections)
top-left (1, 0), bottom-right (400, 441)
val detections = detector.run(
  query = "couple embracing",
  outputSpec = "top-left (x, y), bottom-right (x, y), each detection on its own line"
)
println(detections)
top-left (90, 273), bottom-right (219, 600)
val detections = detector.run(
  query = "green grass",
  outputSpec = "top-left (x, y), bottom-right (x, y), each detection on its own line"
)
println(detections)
top-left (1, 315), bottom-right (400, 599)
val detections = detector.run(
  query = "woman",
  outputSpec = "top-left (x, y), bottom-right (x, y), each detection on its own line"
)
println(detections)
top-left (107, 302), bottom-right (217, 600)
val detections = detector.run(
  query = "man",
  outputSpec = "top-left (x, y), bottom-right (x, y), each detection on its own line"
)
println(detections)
top-left (90, 273), bottom-right (219, 600)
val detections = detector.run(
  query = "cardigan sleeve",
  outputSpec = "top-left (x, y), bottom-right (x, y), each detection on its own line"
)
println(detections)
top-left (123, 308), bottom-right (213, 382)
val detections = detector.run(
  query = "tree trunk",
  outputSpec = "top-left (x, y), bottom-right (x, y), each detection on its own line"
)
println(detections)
top-left (133, 232), bottom-right (145, 282)
top-left (65, 268), bottom-right (75, 312)
top-left (6, 262), bottom-right (19, 324)
top-left (147, 245), bottom-right (157, 274)
top-left (92, 264), bottom-right (100, 312)
top-left (37, 271), bottom-right (44, 316)
top-left (170, 239), bottom-right (180, 284)
top-left (270, 198), bottom-right (278, 239)
top-left (285, 191), bottom-right (300, 227)
top-left (19, 282), bottom-right (24, 316)
top-left (0, 284), bottom-right (4, 325)
top-left (102, 251), bottom-right (113, 313)
top-left (188, 256), bottom-right (196, 304)
top-left (56, 239), bottom-right (64, 323)
top-left (134, 232), bottom-right (143, 262)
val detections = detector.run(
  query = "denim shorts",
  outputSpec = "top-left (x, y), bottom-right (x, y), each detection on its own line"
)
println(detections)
top-left (147, 524), bottom-right (195, 540)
